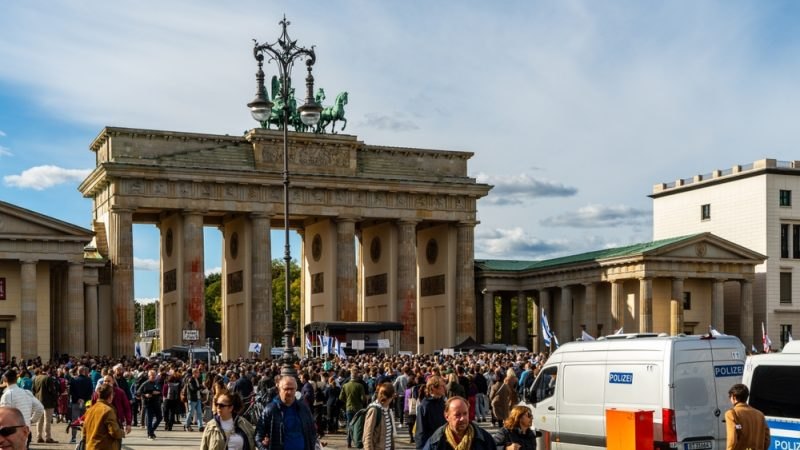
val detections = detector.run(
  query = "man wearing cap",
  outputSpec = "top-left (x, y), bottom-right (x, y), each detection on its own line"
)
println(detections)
top-left (0, 369), bottom-right (44, 449)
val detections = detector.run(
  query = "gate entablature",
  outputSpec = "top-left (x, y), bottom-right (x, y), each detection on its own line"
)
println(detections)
top-left (79, 126), bottom-right (490, 356)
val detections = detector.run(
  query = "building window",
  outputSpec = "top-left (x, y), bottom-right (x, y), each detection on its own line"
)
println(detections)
top-left (780, 324), bottom-right (793, 347)
top-left (780, 272), bottom-right (792, 304)
top-left (683, 291), bottom-right (692, 310)
top-left (782, 224), bottom-right (790, 258)
top-left (701, 204), bottom-right (711, 221)
top-left (780, 190), bottom-right (792, 206)
top-left (794, 225), bottom-right (800, 259)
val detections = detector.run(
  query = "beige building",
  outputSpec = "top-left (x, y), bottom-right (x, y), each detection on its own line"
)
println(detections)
top-left (653, 158), bottom-right (800, 350)
top-left (0, 200), bottom-right (107, 360)
top-left (475, 233), bottom-right (765, 352)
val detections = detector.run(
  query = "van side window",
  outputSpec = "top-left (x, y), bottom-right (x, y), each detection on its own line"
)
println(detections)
top-left (531, 367), bottom-right (557, 403)
top-left (749, 365), bottom-right (800, 419)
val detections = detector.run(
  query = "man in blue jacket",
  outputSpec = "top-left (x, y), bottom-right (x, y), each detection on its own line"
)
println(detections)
top-left (255, 375), bottom-right (317, 450)
top-left (423, 397), bottom-right (494, 450)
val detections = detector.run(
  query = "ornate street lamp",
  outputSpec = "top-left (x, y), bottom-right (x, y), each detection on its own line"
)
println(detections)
top-left (248, 16), bottom-right (322, 379)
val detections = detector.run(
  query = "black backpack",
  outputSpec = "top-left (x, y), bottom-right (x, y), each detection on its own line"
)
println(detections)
top-left (46, 377), bottom-right (60, 398)
top-left (167, 382), bottom-right (181, 400)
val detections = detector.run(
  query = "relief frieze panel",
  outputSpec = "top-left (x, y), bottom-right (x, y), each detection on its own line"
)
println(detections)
top-left (257, 143), bottom-right (352, 169)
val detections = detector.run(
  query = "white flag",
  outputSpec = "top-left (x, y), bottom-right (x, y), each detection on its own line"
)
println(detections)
top-left (789, 332), bottom-right (794, 342)
top-left (614, 327), bottom-right (624, 335)
top-left (709, 326), bottom-right (723, 337)
top-left (581, 330), bottom-right (595, 341)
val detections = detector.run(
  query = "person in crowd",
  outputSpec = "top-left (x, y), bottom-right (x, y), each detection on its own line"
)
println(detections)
top-left (56, 368), bottom-right (70, 424)
top-left (93, 375), bottom-right (132, 437)
top-left (415, 375), bottom-right (447, 450)
top-left (445, 373), bottom-right (465, 399)
top-left (493, 405), bottom-right (536, 450)
top-left (31, 367), bottom-right (58, 444)
top-left (489, 371), bottom-right (510, 428)
top-left (0, 369), bottom-right (44, 449)
top-left (340, 369), bottom-right (367, 447)
top-left (69, 366), bottom-right (93, 444)
top-left (0, 406), bottom-right (32, 450)
top-left (201, 391), bottom-right (255, 450)
top-left (422, 396), bottom-right (495, 450)
top-left (255, 375), bottom-right (316, 450)
top-left (324, 375), bottom-right (341, 434)
top-left (15, 370), bottom-right (32, 392)
top-left (162, 372), bottom-right (183, 431)
top-left (364, 382), bottom-right (396, 450)
top-left (725, 383), bottom-right (770, 450)
top-left (136, 369), bottom-right (163, 440)
top-left (184, 368), bottom-right (204, 432)
top-left (83, 383), bottom-right (125, 450)
top-left (472, 366), bottom-right (489, 423)
top-left (404, 377), bottom-right (421, 444)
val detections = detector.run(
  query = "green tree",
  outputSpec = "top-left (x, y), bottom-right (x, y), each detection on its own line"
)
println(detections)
top-left (205, 273), bottom-right (222, 324)
top-left (134, 301), bottom-right (157, 333)
top-left (272, 258), bottom-right (301, 345)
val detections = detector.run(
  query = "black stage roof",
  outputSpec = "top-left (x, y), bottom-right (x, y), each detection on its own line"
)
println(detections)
top-left (304, 321), bottom-right (404, 334)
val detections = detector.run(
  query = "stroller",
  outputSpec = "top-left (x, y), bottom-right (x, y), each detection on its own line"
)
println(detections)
top-left (66, 415), bottom-right (85, 450)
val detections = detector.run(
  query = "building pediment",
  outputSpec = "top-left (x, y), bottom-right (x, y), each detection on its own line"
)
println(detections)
top-left (638, 232), bottom-right (766, 263)
top-left (0, 200), bottom-right (94, 242)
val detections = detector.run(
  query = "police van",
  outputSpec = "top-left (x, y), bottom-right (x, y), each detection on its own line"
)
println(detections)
top-left (741, 340), bottom-right (800, 450)
top-left (524, 333), bottom-right (745, 450)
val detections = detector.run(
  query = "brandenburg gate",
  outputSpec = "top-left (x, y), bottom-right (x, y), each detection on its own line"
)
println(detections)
top-left (78, 127), bottom-right (490, 357)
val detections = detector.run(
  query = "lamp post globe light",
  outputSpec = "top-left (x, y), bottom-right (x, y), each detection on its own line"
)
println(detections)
top-left (248, 16), bottom-right (322, 379)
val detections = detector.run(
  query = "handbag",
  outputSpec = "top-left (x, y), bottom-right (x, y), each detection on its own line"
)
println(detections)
top-left (407, 396), bottom-right (418, 413)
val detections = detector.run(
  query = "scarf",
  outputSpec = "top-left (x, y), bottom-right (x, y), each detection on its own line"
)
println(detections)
top-left (444, 424), bottom-right (474, 450)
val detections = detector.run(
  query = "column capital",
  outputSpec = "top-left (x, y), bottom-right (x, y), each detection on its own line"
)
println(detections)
top-left (250, 211), bottom-right (273, 220)
top-left (19, 258), bottom-right (38, 265)
top-left (110, 205), bottom-right (134, 214)
top-left (582, 281), bottom-right (596, 288)
top-left (456, 220), bottom-right (479, 228)
top-left (336, 215), bottom-right (360, 223)
top-left (182, 209), bottom-right (206, 217)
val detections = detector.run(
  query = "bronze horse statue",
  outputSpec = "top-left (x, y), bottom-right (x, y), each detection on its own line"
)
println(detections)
top-left (317, 91), bottom-right (348, 134)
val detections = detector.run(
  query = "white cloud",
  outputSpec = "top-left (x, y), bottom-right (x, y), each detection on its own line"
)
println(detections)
top-left (541, 204), bottom-right (651, 228)
top-left (360, 112), bottom-right (419, 132)
top-left (135, 297), bottom-right (158, 304)
top-left (0, 146), bottom-right (11, 157)
top-left (0, 130), bottom-right (6, 137)
top-left (205, 267), bottom-right (222, 276)
top-left (476, 227), bottom-right (572, 259)
top-left (476, 173), bottom-right (578, 205)
top-left (133, 257), bottom-right (160, 271)
top-left (3, 165), bottom-right (92, 190)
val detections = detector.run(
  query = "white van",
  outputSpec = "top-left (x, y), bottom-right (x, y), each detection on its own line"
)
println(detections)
top-left (524, 333), bottom-right (745, 450)
top-left (741, 340), bottom-right (800, 450)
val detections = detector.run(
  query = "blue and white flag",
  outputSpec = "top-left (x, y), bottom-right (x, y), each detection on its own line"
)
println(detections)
top-left (614, 327), bottom-right (624, 335)
top-left (335, 338), bottom-right (346, 358)
top-left (581, 330), bottom-right (595, 341)
top-left (540, 311), bottom-right (553, 347)
top-left (305, 334), bottom-right (313, 352)
top-left (553, 333), bottom-right (560, 349)
top-left (751, 344), bottom-right (758, 354)
top-left (134, 342), bottom-right (142, 358)
top-left (318, 335), bottom-right (334, 355)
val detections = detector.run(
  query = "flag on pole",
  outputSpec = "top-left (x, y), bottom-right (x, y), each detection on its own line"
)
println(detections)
top-left (305, 334), bottom-right (313, 352)
top-left (581, 330), bottom-right (595, 341)
top-left (762, 322), bottom-right (772, 353)
top-left (751, 344), bottom-right (758, 354)
top-left (709, 326), bottom-right (723, 337)
top-left (540, 311), bottom-right (553, 347)
top-left (553, 333), bottom-right (560, 349)
top-left (318, 335), bottom-right (330, 355)
top-left (134, 342), bottom-right (142, 358)
top-left (335, 338), bottom-right (347, 358)
top-left (789, 332), bottom-right (794, 342)
top-left (614, 327), bottom-right (624, 335)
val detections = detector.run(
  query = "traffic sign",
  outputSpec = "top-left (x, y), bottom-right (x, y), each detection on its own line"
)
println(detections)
top-left (183, 329), bottom-right (199, 342)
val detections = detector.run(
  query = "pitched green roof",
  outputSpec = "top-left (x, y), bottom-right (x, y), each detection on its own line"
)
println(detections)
top-left (475, 234), bottom-right (703, 273)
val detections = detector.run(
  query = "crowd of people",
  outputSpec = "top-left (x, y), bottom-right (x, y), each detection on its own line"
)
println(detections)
top-left (0, 350), bottom-right (549, 450)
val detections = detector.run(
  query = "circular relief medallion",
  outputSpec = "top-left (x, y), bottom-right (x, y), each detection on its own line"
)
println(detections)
top-left (312, 233), bottom-right (323, 261)
top-left (695, 242), bottom-right (707, 257)
top-left (370, 236), bottom-right (381, 263)
top-left (230, 232), bottom-right (239, 259)
top-left (426, 238), bottom-right (438, 265)
top-left (165, 228), bottom-right (173, 257)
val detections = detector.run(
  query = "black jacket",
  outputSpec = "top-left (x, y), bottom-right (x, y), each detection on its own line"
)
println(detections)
top-left (493, 427), bottom-right (536, 450)
top-left (255, 398), bottom-right (316, 450)
top-left (414, 396), bottom-right (446, 450)
top-left (423, 423), bottom-right (495, 450)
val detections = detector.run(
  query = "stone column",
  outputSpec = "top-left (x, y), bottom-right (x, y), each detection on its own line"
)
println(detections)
top-left (483, 290), bottom-right (495, 344)
top-left (397, 220), bottom-right (418, 351)
top-left (611, 280), bottom-right (624, 332)
top-left (740, 279), bottom-right (754, 347)
top-left (183, 211), bottom-right (205, 339)
top-left (20, 259), bottom-right (37, 359)
top-left (517, 291), bottom-right (528, 347)
top-left (583, 282), bottom-right (597, 339)
top-left (559, 285), bottom-right (572, 341)
top-left (538, 289), bottom-right (551, 350)
top-left (250, 213), bottom-right (272, 355)
top-left (456, 222), bottom-right (477, 343)
top-left (84, 280), bottom-right (99, 355)
top-left (670, 277), bottom-right (684, 335)
top-left (67, 261), bottom-right (85, 354)
top-left (711, 279), bottom-right (725, 332)
top-left (110, 206), bottom-right (134, 357)
top-left (336, 217), bottom-right (358, 321)
top-left (531, 293), bottom-right (540, 352)
top-left (639, 277), bottom-right (653, 333)
top-left (501, 295), bottom-right (512, 343)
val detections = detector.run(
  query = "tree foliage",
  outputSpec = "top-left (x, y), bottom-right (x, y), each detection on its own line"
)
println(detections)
top-left (272, 258), bottom-right (301, 344)
top-left (134, 301), bottom-right (157, 333)
top-left (205, 275), bottom-right (222, 324)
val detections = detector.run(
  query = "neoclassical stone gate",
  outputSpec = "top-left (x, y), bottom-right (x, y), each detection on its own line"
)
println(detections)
top-left (79, 127), bottom-right (490, 357)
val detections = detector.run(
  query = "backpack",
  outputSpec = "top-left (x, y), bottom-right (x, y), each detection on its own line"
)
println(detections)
top-left (46, 376), bottom-right (60, 398)
top-left (347, 404), bottom-right (381, 449)
top-left (167, 382), bottom-right (181, 400)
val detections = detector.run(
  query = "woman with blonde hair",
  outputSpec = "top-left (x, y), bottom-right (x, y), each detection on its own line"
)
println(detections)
top-left (364, 382), bottom-right (396, 450)
top-left (493, 405), bottom-right (536, 450)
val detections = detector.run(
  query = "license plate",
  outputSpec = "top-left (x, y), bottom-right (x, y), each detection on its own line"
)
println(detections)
top-left (684, 442), bottom-right (712, 450)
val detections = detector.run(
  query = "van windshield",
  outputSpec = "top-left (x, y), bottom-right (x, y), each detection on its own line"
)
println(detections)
top-left (750, 365), bottom-right (800, 419)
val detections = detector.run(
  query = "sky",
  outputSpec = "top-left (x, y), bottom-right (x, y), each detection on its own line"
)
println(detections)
top-left (3, 1), bottom-right (800, 301)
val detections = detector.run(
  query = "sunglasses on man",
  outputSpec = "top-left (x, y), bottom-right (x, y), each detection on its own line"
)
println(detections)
top-left (0, 425), bottom-right (25, 437)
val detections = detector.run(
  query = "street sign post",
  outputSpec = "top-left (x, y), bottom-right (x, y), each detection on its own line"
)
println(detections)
top-left (183, 329), bottom-right (199, 342)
